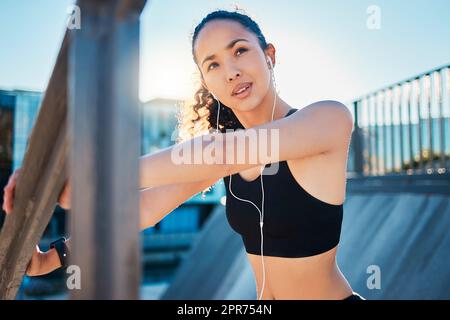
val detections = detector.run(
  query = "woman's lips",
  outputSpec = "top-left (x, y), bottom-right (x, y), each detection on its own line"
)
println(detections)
top-left (233, 83), bottom-right (252, 99)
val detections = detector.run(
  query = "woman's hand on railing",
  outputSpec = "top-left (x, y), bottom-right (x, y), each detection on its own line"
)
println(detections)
top-left (2, 167), bottom-right (71, 214)
top-left (2, 168), bottom-right (69, 276)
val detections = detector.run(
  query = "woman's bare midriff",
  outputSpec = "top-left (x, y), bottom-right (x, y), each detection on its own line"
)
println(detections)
top-left (237, 133), bottom-right (353, 300)
top-left (246, 245), bottom-right (353, 300)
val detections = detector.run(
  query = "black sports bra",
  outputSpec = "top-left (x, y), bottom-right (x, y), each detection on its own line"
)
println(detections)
top-left (223, 108), bottom-right (343, 258)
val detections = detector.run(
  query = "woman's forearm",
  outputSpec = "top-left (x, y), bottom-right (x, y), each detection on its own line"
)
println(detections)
top-left (139, 131), bottom-right (264, 189)
top-left (139, 133), bottom-right (230, 189)
top-left (139, 176), bottom-right (219, 230)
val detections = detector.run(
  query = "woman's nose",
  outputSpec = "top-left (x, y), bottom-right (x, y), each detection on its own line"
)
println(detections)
top-left (226, 63), bottom-right (241, 81)
top-left (227, 70), bottom-right (241, 82)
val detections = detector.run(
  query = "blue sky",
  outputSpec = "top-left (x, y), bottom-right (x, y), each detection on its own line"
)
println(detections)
top-left (1, 0), bottom-right (449, 108)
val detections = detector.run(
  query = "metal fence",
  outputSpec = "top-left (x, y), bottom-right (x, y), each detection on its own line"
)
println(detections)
top-left (349, 64), bottom-right (450, 177)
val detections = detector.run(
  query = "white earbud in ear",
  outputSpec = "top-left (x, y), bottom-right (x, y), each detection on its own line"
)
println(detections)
top-left (267, 57), bottom-right (273, 69)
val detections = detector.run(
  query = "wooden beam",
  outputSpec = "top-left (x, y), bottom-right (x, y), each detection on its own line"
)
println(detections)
top-left (68, 0), bottom-right (146, 299)
top-left (0, 32), bottom-right (71, 299)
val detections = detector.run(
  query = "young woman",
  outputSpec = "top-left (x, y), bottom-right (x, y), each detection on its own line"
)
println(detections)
top-left (3, 9), bottom-right (364, 300)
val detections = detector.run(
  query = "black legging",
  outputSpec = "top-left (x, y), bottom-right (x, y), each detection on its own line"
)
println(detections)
top-left (343, 292), bottom-right (366, 300)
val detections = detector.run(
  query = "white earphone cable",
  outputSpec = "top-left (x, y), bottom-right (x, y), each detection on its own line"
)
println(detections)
top-left (213, 57), bottom-right (276, 300)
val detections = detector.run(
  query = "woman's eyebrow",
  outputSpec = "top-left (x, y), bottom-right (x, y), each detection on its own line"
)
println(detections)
top-left (201, 38), bottom-right (249, 67)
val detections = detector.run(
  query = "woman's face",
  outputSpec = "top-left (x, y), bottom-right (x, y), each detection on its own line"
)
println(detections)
top-left (194, 19), bottom-right (275, 113)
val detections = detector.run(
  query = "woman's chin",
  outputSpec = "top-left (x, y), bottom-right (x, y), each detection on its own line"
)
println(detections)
top-left (230, 97), bottom-right (261, 113)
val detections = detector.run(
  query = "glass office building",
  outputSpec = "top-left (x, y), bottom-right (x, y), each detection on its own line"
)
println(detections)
top-left (0, 89), bottom-right (42, 187)
top-left (12, 91), bottom-right (42, 170)
top-left (0, 92), bottom-right (15, 189)
top-left (0, 89), bottom-right (42, 229)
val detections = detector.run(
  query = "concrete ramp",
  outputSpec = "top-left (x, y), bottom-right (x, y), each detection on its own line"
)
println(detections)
top-left (161, 205), bottom-right (256, 299)
top-left (162, 192), bottom-right (450, 300)
top-left (337, 192), bottom-right (450, 299)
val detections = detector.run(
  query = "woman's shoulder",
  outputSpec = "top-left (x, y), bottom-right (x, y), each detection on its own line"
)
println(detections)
top-left (297, 100), bottom-right (351, 115)
top-left (277, 100), bottom-right (353, 158)
top-left (287, 100), bottom-right (353, 135)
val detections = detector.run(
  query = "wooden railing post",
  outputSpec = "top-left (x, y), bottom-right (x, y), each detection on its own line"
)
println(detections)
top-left (68, 0), bottom-right (146, 299)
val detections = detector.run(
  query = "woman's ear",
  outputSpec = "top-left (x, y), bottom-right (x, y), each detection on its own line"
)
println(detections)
top-left (264, 43), bottom-right (276, 68)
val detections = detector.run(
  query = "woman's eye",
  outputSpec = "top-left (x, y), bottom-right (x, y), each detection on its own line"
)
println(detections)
top-left (208, 63), bottom-right (218, 71)
top-left (236, 47), bottom-right (248, 55)
top-left (207, 48), bottom-right (248, 71)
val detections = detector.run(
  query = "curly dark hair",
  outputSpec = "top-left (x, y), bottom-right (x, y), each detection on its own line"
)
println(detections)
top-left (176, 8), bottom-right (269, 143)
